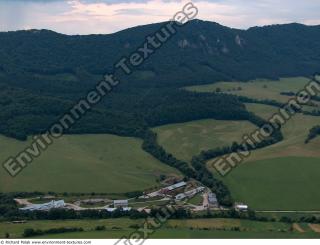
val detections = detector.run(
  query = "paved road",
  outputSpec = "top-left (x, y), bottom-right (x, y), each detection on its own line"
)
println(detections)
top-left (202, 192), bottom-right (209, 208)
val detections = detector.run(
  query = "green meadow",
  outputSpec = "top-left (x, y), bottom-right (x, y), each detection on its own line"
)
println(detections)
top-left (1, 218), bottom-right (320, 239)
top-left (210, 157), bottom-right (320, 210)
top-left (0, 134), bottom-right (180, 193)
top-left (153, 119), bottom-right (257, 162)
top-left (207, 103), bottom-right (320, 210)
top-left (184, 77), bottom-right (320, 210)
top-left (186, 77), bottom-right (315, 103)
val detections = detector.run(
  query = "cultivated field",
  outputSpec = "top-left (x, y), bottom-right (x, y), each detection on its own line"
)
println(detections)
top-left (0, 134), bottom-right (180, 193)
top-left (153, 119), bottom-right (257, 162)
top-left (1, 218), bottom-right (320, 239)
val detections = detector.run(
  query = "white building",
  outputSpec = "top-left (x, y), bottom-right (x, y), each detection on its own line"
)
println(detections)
top-left (166, 181), bottom-right (187, 191)
top-left (235, 203), bottom-right (249, 211)
top-left (105, 207), bottom-right (131, 212)
top-left (20, 200), bottom-right (65, 211)
top-left (113, 200), bottom-right (128, 208)
top-left (208, 193), bottom-right (218, 207)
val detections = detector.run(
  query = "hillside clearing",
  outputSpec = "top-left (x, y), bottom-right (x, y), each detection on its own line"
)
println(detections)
top-left (153, 119), bottom-right (257, 162)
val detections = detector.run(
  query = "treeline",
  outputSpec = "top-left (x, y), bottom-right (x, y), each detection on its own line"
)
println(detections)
top-left (236, 95), bottom-right (284, 108)
top-left (303, 110), bottom-right (320, 117)
top-left (192, 112), bottom-right (284, 164)
top-left (142, 129), bottom-right (233, 206)
top-left (305, 125), bottom-right (320, 143)
top-left (23, 227), bottom-right (84, 238)
top-left (190, 113), bottom-right (283, 204)
top-left (280, 92), bottom-right (296, 96)
top-left (280, 215), bottom-right (320, 224)
top-left (14, 208), bottom-right (149, 221)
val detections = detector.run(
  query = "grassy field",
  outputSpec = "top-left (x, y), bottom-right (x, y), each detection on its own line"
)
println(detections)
top-left (243, 103), bottom-right (320, 161)
top-left (186, 77), bottom-right (320, 210)
top-left (206, 103), bottom-right (320, 210)
top-left (153, 119), bottom-right (257, 162)
top-left (205, 103), bottom-right (320, 210)
top-left (210, 157), bottom-right (320, 210)
top-left (2, 218), bottom-right (320, 239)
top-left (0, 134), bottom-right (180, 193)
top-left (186, 77), bottom-right (315, 104)
top-left (188, 193), bottom-right (203, 205)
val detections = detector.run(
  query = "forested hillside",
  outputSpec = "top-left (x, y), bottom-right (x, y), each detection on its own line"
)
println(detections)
top-left (0, 20), bottom-right (320, 139)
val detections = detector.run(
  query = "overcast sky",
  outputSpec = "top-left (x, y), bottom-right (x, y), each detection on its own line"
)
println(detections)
top-left (1, 0), bottom-right (320, 34)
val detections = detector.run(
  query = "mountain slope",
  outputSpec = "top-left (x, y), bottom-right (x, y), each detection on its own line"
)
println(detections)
top-left (0, 20), bottom-right (319, 139)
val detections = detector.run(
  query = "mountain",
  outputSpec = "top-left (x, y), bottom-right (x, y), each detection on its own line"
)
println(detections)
top-left (0, 20), bottom-right (319, 139)
top-left (1, 20), bottom-right (320, 87)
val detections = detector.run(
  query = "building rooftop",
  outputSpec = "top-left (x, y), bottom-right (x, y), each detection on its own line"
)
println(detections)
top-left (166, 181), bottom-right (187, 191)
top-left (19, 200), bottom-right (65, 211)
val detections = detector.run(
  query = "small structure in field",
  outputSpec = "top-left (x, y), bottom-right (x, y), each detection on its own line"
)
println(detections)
top-left (113, 200), bottom-right (128, 208)
top-left (235, 203), bottom-right (249, 211)
top-left (12, 220), bottom-right (27, 224)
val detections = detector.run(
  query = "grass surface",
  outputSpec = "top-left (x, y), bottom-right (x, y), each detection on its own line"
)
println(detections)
top-left (188, 193), bottom-right (203, 205)
top-left (2, 218), bottom-right (320, 239)
top-left (186, 77), bottom-right (314, 103)
top-left (211, 157), bottom-right (320, 210)
top-left (207, 103), bottom-right (320, 210)
top-left (186, 77), bottom-right (320, 211)
top-left (0, 134), bottom-right (180, 193)
top-left (153, 119), bottom-right (257, 162)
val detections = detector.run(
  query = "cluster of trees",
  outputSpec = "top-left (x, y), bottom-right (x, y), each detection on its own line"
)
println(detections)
top-left (0, 193), bottom-right (21, 220)
top-left (303, 110), bottom-right (320, 117)
top-left (305, 125), bottom-right (320, 143)
top-left (197, 209), bottom-right (273, 222)
top-left (237, 95), bottom-right (284, 108)
top-left (280, 92), bottom-right (296, 96)
top-left (280, 215), bottom-right (320, 224)
top-left (191, 156), bottom-right (233, 206)
top-left (23, 227), bottom-right (84, 238)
